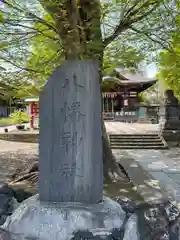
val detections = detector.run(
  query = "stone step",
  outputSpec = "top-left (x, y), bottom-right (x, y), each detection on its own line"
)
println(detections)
top-left (110, 139), bottom-right (162, 143)
top-left (111, 142), bottom-right (164, 146)
top-left (110, 134), bottom-right (159, 139)
top-left (111, 145), bottom-right (168, 149)
top-left (109, 134), bottom-right (168, 149)
top-left (110, 133), bottom-right (158, 136)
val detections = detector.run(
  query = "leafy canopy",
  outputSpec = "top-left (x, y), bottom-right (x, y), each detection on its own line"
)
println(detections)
top-left (0, 0), bottom-right (177, 98)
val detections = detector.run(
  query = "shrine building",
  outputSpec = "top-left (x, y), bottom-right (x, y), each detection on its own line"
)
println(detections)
top-left (101, 68), bottom-right (157, 122)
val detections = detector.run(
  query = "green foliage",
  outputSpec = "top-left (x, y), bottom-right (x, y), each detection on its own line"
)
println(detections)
top-left (27, 14), bottom-right (63, 82)
top-left (0, 111), bottom-right (29, 126)
top-left (157, 51), bottom-right (180, 99)
top-left (0, 12), bottom-right (4, 23)
top-left (0, 0), bottom-right (177, 94)
top-left (140, 83), bottom-right (164, 105)
top-left (14, 83), bottom-right (41, 99)
top-left (21, 14), bottom-right (147, 88)
top-left (157, 3), bottom-right (180, 99)
top-left (103, 42), bottom-right (145, 75)
top-left (10, 111), bottom-right (29, 124)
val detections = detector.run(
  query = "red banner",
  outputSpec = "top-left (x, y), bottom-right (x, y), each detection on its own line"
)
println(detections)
top-left (30, 103), bottom-right (39, 115)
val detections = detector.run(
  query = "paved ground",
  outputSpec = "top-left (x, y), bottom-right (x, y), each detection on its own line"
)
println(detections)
top-left (105, 121), bottom-right (159, 134)
top-left (125, 149), bottom-right (180, 204)
top-left (104, 122), bottom-right (180, 204)
top-left (0, 125), bottom-right (17, 133)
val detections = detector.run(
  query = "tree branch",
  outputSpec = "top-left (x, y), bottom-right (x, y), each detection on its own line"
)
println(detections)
top-left (103, 1), bottom-right (160, 47)
top-left (0, 55), bottom-right (42, 73)
top-left (129, 26), bottom-right (174, 52)
top-left (0, 0), bottom-right (57, 33)
top-left (3, 20), bottom-right (58, 41)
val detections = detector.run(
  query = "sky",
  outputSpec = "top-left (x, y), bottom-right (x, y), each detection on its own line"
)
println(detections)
top-left (146, 63), bottom-right (157, 78)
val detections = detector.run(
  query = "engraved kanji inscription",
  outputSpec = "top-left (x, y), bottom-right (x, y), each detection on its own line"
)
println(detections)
top-left (60, 101), bottom-right (86, 123)
top-left (59, 162), bottom-right (83, 178)
top-left (67, 102), bottom-right (86, 122)
top-left (60, 101), bottom-right (68, 122)
top-left (59, 131), bottom-right (83, 155)
top-left (73, 74), bottom-right (84, 91)
top-left (59, 132), bottom-right (71, 153)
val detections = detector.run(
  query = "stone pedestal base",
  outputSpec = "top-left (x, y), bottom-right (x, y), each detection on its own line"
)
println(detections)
top-left (2, 195), bottom-right (138, 240)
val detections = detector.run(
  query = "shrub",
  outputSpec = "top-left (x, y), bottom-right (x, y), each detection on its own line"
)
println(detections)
top-left (10, 111), bottom-right (29, 124)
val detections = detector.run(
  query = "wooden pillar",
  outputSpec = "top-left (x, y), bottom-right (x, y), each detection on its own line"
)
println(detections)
top-left (106, 97), bottom-right (109, 112)
top-left (111, 95), bottom-right (114, 113)
top-left (102, 93), bottom-right (105, 113)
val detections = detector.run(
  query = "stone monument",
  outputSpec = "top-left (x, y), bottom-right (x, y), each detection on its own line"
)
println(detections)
top-left (159, 89), bottom-right (180, 145)
top-left (1, 61), bottom-right (133, 239)
top-left (38, 60), bottom-right (103, 204)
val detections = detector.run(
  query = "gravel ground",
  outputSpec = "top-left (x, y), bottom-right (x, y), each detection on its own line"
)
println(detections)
top-left (0, 140), bottom-right (38, 184)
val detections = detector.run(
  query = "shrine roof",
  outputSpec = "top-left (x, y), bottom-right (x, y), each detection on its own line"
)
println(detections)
top-left (115, 68), bottom-right (156, 80)
top-left (103, 72), bottom-right (156, 85)
top-left (102, 69), bottom-right (157, 92)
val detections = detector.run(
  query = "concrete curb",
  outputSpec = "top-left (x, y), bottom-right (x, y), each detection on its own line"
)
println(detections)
top-left (0, 132), bottom-right (38, 143)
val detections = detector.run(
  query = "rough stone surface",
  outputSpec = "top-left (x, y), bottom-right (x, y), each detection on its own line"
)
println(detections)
top-left (1, 196), bottom-right (180, 239)
top-left (136, 201), bottom-right (180, 240)
top-left (39, 61), bottom-right (103, 204)
top-left (0, 184), bottom-right (18, 226)
top-left (2, 195), bottom-right (126, 240)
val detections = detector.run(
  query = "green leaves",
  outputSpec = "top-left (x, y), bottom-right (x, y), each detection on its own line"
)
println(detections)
top-left (0, 11), bottom-right (5, 23)
top-left (0, 0), bottom-right (177, 101)
top-left (0, 42), bottom-right (9, 49)
top-left (158, 50), bottom-right (180, 99)
top-left (26, 14), bottom-right (63, 83)
top-left (157, 0), bottom-right (180, 99)
top-left (103, 41), bottom-right (145, 75)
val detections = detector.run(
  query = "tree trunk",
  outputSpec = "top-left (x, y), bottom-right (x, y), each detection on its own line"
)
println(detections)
top-left (102, 120), bottom-right (129, 183)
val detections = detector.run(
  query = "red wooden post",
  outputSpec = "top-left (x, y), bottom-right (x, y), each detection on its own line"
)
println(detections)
top-left (30, 103), bottom-right (34, 129)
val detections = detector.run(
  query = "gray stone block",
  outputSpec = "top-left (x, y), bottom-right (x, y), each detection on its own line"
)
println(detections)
top-left (39, 60), bottom-right (103, 204)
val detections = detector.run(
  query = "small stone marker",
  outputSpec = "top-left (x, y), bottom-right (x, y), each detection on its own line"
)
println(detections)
top-left (39, 60), bottom-right (103, 204)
